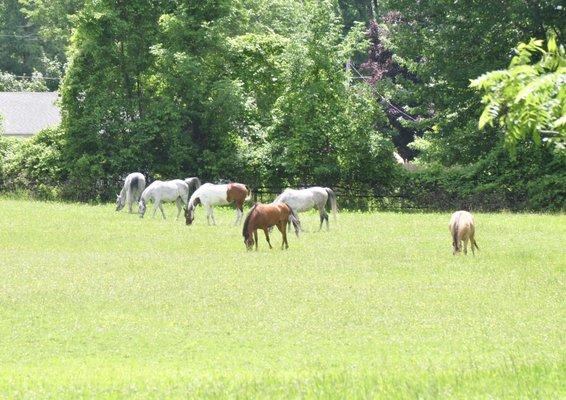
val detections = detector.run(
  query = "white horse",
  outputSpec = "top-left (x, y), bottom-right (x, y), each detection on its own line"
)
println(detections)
top-left (138, 179), bottom-right (190, 219)
top-left (185, 182), bottom-right (251, 226)
top-left (116, 172), bottom-right (146, 213)
top-left (273, 186), bottom-right (338, 230)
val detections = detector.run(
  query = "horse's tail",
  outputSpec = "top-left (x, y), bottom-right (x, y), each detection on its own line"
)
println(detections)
top-left (287, 204), bottom-right (301, 237)
top-left (129, 176), bottom-right (139, 198)
top-left (245, 185), bottom-right (252, 201)
top-left (242, 203), bottom-right (258, 239)
top-left (472, 237), bottom-right (479, 251)
top-left (325, 187), bottom-right (338, 221)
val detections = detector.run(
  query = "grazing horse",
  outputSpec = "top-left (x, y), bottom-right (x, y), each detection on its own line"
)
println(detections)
top-left (449, 211), bottom-right (479, 255)
top-left (273, 186), bottom-right (338, 230)
top-left (242, 203), bottom-right (300, 250)
top-left (116, 172), bottom-right (146, 213)
top-left (185, 182), bottom-right (251, 226)
top-left (138, 179), bottom-right (189, 219)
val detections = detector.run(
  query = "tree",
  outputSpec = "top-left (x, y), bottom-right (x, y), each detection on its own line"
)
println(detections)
top-left (471, 36), bottom-right (566, 153)
top-left (376, 0), bottom-right (564, 164)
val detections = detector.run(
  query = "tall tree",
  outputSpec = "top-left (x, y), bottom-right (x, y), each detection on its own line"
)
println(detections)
top-left (377, 0), bottom-right (565, 164)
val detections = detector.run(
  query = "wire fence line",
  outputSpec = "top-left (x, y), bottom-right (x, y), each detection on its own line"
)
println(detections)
top-left (247, 186), bottom-right (418, 211)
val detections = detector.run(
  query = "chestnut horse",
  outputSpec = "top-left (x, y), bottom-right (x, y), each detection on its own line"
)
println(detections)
top-left (185, 182), bottom-right (251, 225)
top-left (242, 203), bottom-right (300, 250)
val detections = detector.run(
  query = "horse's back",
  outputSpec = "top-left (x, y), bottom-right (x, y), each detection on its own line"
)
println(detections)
top-left (195, 183), bottom-right (230, 204)
top-left (276, 187), bottom-right (322, 211)
top-left (450, 211), bottom-right (475, 237)
top-left (251, 203), bottom-right (290, 226)
top-left (145, 179), bottom-right (187, 200)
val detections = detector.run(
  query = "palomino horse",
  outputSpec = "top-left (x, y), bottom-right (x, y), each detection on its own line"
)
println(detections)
top-left (185, 182), bottom-right (251, 226)
top-left (242, 203), bottom-right (300, 250)
top-left (449, 211), bottom-right (479, 255)
top-left (116, 172), bottom-right (146, 213)
top-left (273, 186), bottom-right (338, 230)
top-left (138, 179), bottom-right (189, 219)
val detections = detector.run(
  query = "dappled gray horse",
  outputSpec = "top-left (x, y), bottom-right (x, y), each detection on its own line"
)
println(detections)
top-left (273, 187), bottom-right (338, 230)
top-left (139, 179), bottom-right (190, 219)
top-left (116, 172), bottom-right (146, 213)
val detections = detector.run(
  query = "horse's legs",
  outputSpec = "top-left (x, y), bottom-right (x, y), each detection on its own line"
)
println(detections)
top-left (281, 225), bottom-right (289, 249)
top-left (175, 198), bottom-right (183, 220)
top-left (126, 191), bottom-right (133, 213)
top-left (253, 230), bottom-right (258, 251)
top-left (278, 222), bottom-right (289, 249)
top-left (263, 228), bottom-right (272, 249)
top-left (234, 203), bottom-right (243, 226)
top-left (209, 206), bottom-right (216, 225)
top-left (152, 199), bottom-right (159, 218)
top-left (159, 203), bottom-right (166, 219)
top-left (463, 238), bottom-right (468, 255)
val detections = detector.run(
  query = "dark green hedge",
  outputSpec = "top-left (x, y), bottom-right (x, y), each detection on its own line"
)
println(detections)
top-left (1, 128), bottom-right (565, 212)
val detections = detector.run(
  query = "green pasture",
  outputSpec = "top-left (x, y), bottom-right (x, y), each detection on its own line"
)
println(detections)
top-left (0, 199), bottom-right (564, 399)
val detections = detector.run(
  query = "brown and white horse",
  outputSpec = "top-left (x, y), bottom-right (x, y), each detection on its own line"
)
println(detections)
top-left (242, 203), bottom-right (300, 250)
top-left (185, 182), bottom-right (251, 225)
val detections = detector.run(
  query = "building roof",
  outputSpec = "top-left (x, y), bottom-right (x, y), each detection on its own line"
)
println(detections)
top-left (0, 92), bottom-right (61, 137)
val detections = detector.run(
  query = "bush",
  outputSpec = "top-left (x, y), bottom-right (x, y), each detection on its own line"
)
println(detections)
top-left (1, 127), bottom-right (65, 199)
top-left (397, 143), bottom-right (566, 212)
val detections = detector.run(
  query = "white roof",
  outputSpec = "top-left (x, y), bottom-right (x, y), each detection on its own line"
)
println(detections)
top-left (0, 92), bottom-right (61, 136)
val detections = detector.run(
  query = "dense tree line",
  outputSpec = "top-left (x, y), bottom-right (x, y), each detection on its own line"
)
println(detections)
top-left (0, 0), bottom-right (564, 210)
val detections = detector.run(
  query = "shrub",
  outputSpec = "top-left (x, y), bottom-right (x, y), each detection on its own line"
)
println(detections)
top-left (1, 127), bottom-right (65, 199)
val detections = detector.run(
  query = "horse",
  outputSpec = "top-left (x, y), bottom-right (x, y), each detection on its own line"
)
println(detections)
top-left (116, 172), bottom-right (146, 213)
top-left (449, 211), bottom-right (479, 255)
top-left (185, 182), bottom-right (251, 226)
top-left (273, 186), bottom-right (338, 230)
top-left (242, 203), bottom-right (301, 250)
top-left (138, 179), bottom-right (190, 219)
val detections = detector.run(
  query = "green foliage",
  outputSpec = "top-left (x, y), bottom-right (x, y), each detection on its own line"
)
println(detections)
top-left (398, 143), bottom-right (566, 212)
top-left (0, 127), bottom-right (65, 199)
top-left (58, 0), bottom-right (395, 200)
top-left (0, 71), bottom-right (49, 91)
top-left (471, 36), bottom-right (566, 153)
top-left (378, 0), bottom-right (564, 165)
top-left (0, 0), bottom-right (75, 90)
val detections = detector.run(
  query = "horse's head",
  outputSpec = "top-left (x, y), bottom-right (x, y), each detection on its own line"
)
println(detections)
top-left (138, 199), bottom-right (146, 218)
top-left (185, 205), bottom-right (195, 225)
top-left (115, 194), bottom-right (124, 211)
top-left (185, 198), bottom-right (200, 225)
top-left (244, 233), bottom-right (254, 250)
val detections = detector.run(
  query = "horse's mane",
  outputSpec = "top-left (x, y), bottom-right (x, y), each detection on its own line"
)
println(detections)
top-left (242, 203), bottom-right (258, 238)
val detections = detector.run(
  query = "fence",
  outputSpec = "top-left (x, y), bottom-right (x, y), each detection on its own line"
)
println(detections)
top-left (249, 185), bottom-right (417, 211)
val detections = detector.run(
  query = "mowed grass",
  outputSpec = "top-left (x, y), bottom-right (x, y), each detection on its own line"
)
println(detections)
top-left (0, 199), bottom-right (564, 399)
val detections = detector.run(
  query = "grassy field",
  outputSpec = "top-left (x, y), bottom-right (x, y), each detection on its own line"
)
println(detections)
top-left (0, 198), bottom-right (564, 399)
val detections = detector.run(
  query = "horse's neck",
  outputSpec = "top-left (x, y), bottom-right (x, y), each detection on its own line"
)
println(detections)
top-left (188, 189), bottom-right (201, 208)
top-left (141, 187), bottom-right (152, 202)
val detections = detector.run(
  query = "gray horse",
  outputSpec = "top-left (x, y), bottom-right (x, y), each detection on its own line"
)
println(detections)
top-left (116, 172), bottom-right (146, 213)
top-left (273, 187), bottom-right (338, 230)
